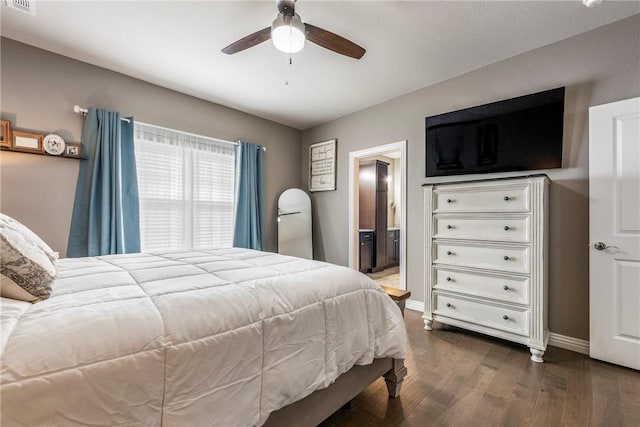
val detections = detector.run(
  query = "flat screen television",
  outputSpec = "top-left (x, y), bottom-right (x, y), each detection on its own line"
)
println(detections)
top-left (425, 87), bottom-right (565, 177)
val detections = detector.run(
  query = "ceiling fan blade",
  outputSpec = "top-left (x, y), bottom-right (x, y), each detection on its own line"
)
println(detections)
top-left (222, 27), bottom-right (272, 55)
top-left (304, 23), bottom-right (366, 59)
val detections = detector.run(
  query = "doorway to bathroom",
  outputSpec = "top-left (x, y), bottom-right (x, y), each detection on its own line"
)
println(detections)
top-left (348, 141), bottom-right (406, 291)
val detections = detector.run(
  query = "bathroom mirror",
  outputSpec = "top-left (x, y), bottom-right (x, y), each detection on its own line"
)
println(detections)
top-left (277, 188), bottom-right (313, 259)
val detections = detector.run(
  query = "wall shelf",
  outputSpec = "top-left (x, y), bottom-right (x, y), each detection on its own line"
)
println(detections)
top-left (0, 146), bottom-right (83, 159)
top-left (1, 119), bottom-right (83, 159)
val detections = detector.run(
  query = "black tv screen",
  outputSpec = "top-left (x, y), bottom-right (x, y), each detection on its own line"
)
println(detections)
top-left (425, 87), bottom-right (564, 177)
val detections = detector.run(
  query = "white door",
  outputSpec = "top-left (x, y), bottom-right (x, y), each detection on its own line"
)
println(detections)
top-left (589, 97), bottom-right (640, 370)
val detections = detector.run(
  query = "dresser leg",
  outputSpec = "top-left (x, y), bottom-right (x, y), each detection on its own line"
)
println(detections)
top-left (423, 318), bottom-right (433, 331)
top-left (530, 348), bottom-right (544, 363)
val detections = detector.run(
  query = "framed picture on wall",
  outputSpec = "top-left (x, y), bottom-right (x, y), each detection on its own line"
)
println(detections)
top-left (63, 143), bottom-right (82, 159)
top-left (0, 120), bottom-right (11, 148)
top-left (309, 139), bottom-right (337, 192)
top-left (12, 130), bottom-right (43, 153)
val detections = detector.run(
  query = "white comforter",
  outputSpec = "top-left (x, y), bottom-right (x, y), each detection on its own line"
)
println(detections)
top-left (0, 248), bottom-right (406, 426)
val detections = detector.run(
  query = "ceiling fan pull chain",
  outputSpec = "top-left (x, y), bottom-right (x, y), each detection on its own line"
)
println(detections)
top-left (284, 52), bottom-right (290, 86)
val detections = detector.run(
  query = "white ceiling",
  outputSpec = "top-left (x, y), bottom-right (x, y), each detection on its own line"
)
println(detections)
top-left (1, 1), bottom-right (638, 130)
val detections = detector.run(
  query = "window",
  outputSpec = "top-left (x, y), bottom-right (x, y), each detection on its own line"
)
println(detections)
top-left (134, 123), bottom-right (235, 252)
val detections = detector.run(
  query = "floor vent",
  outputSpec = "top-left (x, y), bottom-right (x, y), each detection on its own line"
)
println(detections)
top-left (5, 0), bottom-right (36, 15)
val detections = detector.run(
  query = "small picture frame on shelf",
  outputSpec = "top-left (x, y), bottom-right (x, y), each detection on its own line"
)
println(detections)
top-left (0, 120), bottom-right (11, 148)
top-left (64, 143), bottom-right (82, 158)
top-left (12, 130), bottom-right (43, 153)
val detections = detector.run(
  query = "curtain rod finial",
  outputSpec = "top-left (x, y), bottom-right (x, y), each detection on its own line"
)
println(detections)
top-left (73, 105), bottom-right (88, 116)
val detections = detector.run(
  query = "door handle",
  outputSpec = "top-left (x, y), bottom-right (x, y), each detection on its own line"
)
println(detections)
top-left (593, 242), bottom-right (619, 251)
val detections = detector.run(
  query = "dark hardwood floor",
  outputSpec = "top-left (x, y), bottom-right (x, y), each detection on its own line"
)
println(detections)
top-left (320, 310), bottom-right (640, 427)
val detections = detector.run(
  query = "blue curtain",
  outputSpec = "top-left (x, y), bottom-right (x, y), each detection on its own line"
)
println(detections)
top-left (233, 141), bottom-right (265, 250)
top-left (67, 107), bottom-right (140, 257)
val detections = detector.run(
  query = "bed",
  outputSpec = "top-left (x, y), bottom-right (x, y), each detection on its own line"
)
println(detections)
top-left (0, 248), bottom-right (407, 426)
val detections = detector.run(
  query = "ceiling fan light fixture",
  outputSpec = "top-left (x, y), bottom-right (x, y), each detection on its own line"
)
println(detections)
top-left (271, 13), bottom-right (305, 53)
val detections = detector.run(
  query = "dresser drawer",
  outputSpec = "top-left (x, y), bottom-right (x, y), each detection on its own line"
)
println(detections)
top-left (434, 184), bottom-right (530, 213)
top-left (434, 215), bottom-right (530, 243)
top-left (434, 242), bottom-right (530, 274)
top-left (434, 293), bottom-right (529, 336)
top-left (434, 268), bottom-right (529, 305)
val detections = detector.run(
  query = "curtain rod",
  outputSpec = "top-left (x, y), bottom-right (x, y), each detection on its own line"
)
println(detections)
top-left (73, 105), bottom-right (130, 123)
top-left (72, 105), bottom-right (266, 151)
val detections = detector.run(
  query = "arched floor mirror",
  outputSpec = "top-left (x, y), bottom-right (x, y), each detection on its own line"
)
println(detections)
top-left (277, 188), bottom-right (313, 259)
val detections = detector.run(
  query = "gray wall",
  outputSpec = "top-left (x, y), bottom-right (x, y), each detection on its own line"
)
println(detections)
top-left (0, 38), bottom-right (302, 257)
top-left (301, 15), bottom-right (640, 341)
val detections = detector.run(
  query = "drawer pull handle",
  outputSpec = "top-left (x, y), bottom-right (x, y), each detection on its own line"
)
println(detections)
top-left (447, 225), bottom-right (453, 229)
top-left (504, 255), bottom-right (510, 261)
top-left (446, 277), bottom-right (452, 282)
top-left (504, 196), bottom-right (510, 201)
top-left (502, 315), bottom-right (509, 320)
top-left (503, 285), bottom-right (509, 291)
top-left (504, 226), bottom-right (510, 231)
top-left (446, 303), bottom-right (452, 308)
top-left (447, 251), bottom-right (453, 256)
top-left (446, 199), bottom-right (454, 204)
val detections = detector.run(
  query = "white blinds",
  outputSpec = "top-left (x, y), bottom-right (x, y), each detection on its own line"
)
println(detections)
top-left (134, 123), bottom-right (236, 252)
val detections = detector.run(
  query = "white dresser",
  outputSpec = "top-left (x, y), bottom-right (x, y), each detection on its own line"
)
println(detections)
top-left (423, 175), bottom-right (549, 362)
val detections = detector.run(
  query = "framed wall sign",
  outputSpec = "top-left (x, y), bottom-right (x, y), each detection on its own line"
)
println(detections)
top-left (309, 139), bottom-right (336, 192)
top-left (12, 130), bottom-right (43, 153)
top-left (0, 120), bottom-right (11, 148)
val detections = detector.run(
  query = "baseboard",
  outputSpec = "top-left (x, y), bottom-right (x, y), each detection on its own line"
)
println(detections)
top-left (548, 332), bottom-right (590, 355)
top-left (405, 299), bottom-right (424, 313)
top-left (403, 299), bottom-right (590, 356)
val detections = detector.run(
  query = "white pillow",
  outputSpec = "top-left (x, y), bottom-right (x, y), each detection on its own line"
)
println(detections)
top-left (0, 214), bottom-right (57, 302)
top-left (0, 213), bottom-right (59, 263)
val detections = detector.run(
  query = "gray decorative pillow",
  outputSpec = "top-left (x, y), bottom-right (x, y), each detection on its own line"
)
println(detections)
top-left (0, 214), bottom-right (57, 302)
top-left (0, 274), bottom-right (42, 303)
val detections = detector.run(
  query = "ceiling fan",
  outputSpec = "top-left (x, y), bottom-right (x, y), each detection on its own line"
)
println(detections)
top-left (221, 0), bottom-right (365, 59)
